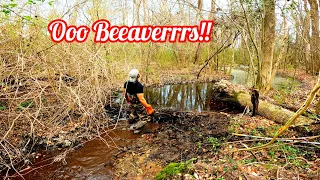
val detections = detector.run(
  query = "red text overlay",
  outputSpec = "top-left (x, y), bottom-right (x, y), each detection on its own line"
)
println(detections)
top-left (47, 19), bottom-right (214, 43)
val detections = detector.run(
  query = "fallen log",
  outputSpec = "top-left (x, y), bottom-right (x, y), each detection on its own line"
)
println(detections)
top-left (211, 80), bottom-right (315, 126)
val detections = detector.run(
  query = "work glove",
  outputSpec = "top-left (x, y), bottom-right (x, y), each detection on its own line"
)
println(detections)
top-left (146, 105), bottom-right (154, 115)
top-left (137, 93), bottom-right (154, 115)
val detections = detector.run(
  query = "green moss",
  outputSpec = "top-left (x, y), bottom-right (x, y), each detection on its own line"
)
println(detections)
top-left (156, 158), bottom-right (196, 180)
top-left (156, 162), bottom-right (188, 180)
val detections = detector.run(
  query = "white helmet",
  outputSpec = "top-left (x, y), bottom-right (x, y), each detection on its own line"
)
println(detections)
top-left (128, 69), bottom-right (139, 82)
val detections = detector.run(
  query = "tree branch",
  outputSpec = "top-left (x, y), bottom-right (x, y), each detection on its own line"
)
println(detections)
top-left (197, 31), bottom-right (240, 79)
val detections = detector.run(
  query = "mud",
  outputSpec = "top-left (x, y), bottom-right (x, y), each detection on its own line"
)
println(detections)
top-left (114, 111), bottom-right (231, 178)
top-left (6, 123), bottom-right (140, 179)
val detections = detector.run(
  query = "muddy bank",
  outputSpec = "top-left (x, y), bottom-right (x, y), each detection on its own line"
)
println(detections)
top-left (113, 111), bottom-right (231, 179)
top-left (3, 109), bottom-right (231, 179)
top-left (5, 104), bottom-right (319, 179)
top-left (113, 111), bottom-right (320, 179)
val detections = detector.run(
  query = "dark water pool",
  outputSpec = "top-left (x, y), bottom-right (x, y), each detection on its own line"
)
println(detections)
top-left (145, 82), bottom-right (214, 112)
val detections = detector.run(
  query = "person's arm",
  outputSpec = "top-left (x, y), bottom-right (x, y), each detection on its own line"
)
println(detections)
top-left (137, 93), bottom-right (154, 115)
top-left (123, 88), bottom-right (130, 103)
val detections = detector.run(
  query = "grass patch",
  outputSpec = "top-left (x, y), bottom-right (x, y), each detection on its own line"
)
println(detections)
top-left (207, 137), bottom-right (220, 151)
top-left (156, 158), bottom-right (196, 180)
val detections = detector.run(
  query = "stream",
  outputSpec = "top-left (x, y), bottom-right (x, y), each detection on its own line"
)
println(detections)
top-left (229, 68), bottom-right (301, 89)
top-left (17, 69), bottom-right (301, 179)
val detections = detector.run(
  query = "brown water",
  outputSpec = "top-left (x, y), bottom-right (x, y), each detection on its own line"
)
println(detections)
top-left (17, 128), bottom-right (140, 179)
top-left (11, 123), bottom-right (161, 180)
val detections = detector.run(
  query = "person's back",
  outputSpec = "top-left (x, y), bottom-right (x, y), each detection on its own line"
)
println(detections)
top-left (124, 81), bottom-right (143, 95)
top-left (123, 69), bottom-right (154, 130)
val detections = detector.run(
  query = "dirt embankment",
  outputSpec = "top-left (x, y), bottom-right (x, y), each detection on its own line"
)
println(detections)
top-left (113, 110), bottom-right (231, 179)
top-left (112, 109), bottom-right (320, 180)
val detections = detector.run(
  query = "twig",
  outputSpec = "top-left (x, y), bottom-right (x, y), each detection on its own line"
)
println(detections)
top-left (0, 143), bottom-right (25, 180)
top-left (197, 31), bottom-right (240, 78)
top-left (276, 166), bottom-right (280, 180)
top-left (241, 143), bottom-right (259, 162)
top-left (232, 133), bottom-right (320, 145)
top-left (1, 114), bottom-right (22, 142)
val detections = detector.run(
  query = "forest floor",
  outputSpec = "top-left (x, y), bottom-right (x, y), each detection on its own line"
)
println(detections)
top-left (112, 110), bottom-right (319, 179)
top-left (267, 69), bottom-right (320, 114)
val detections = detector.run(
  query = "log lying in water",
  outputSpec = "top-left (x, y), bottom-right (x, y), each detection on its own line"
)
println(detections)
top-left (211, 80), bottom-right (315, 126)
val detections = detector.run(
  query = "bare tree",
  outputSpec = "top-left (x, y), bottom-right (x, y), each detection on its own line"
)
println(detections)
top-left (303, 0), bottom-right (311, 73)
top-left (257, 0), bottom-right (275, 93)
top-left (134, 0), bottom-right (141, 25)
top-left (307, 0), bottom-right (320, 74)
top-left (266, 2), bottom-right (289, 92)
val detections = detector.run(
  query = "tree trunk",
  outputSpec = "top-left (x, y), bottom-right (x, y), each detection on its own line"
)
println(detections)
top-left (208, 0), bottom-right (215, 21)
top-left (193, 0), bottom-right (206, 64)
top-left (257, 0), bottom-right (276, 93)
top-left (122, 0), bottom-right (127, 25)
top-left (308, 0), bottom-right (320, 74)
top-left (177, 0), bottom-right (185, 24)
top-left (208, 0), bottom-right (216, 69)
top-left (291, 8), bottom-right (302, 72)
top-left (266, 7), bottom-right (289, 92)
top-left (197, 0), bottom-right (203, 20)
top-left (303, 0), bottom-right (311, 73)
top-left (240, 0), bottom-right (261, 87)
top-left (134, 0), bottom-right (141, 25)
top-left (142, 0), bottom-right (148, 24)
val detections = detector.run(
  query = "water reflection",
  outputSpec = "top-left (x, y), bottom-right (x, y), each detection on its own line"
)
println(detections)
top-left (122, 68), bottom-right (300, 113)
top-left (229, 69), bottom-right (253, 86)
top-left (145, 83), bottom-right (214, 112)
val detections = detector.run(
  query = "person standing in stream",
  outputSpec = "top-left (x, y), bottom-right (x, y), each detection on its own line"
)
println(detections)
top-left (123, 69), bottom-right (154, 130)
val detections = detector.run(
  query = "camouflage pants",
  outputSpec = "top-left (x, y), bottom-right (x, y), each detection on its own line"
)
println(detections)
top-left (128, 102), bottom-right (148, 124)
